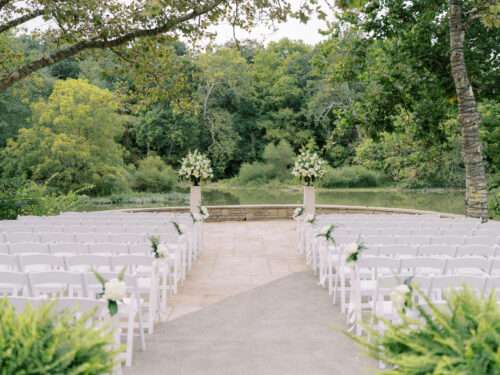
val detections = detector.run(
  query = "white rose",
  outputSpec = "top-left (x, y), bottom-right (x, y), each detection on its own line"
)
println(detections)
top-left (103, 279), bottom-right (127, 301)
top-left (345, 242), bottom-right (359, 259)
top-left (158, 243), bottom-right (169, 257)
top-left (319, 225), bottom-right (331, 236)
top-left (391, 284), bottom-right (410, 311)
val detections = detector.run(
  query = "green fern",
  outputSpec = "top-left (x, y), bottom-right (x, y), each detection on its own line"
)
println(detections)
top-left (0, 298), bottom-right (118, 374)
top-left (354, 287), bottom-right (500, 374)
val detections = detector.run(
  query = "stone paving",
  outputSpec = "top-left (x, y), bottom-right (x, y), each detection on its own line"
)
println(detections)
top-left (125, 221), bottom-right (376, 375)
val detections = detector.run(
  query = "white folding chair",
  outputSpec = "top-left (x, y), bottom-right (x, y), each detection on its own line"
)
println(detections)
top-left (19, 254), bottom-right (66, 272)
top-left (5, 232), bottom-right (39, 243)
top-left (0, 271), bottom-right (28, 296)
top-left (27, 271), bottom-right (87, 298)
top-left (88, 243), bottom-right (129, 255)
top-left (49, 242), bottom-right (87, 255)
top-left (39, 232), bottom-right (76, 243)
top-left (65, 254), bottom-right (113, 273)
top-left (8, 242), bottom-right (49, 254)
top-left (455, 244), bottom-right (494, 258)
top-left (417, 244), bottom-right (457, 257)
top-left (445, 257), bottom-right (491, 276)
top-left (378, 245), bottom-right (418, 258)
top-left (0, 254), bottom-right (20, 271)
top-left (400, 257), bottom-right (447, 277)
top-left (84, 272), bottom-right (146, 367)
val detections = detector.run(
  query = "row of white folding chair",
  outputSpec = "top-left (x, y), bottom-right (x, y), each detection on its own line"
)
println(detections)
top-left (358, 244), bottom-right (500, 258)
top-left (0, 270), bottom-right (151, 367)
top-left (334, 234), bottom-right (499, 246)
top-left (1, 232), bottom-right (167, 244)
top-left (0, 242), bottom-right (156, 255)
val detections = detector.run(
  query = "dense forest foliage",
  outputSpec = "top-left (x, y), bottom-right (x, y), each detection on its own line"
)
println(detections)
top-left (0, 2), bottom-right (499, 204)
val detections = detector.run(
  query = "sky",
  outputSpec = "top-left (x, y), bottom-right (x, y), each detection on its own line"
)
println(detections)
top-left (211, 8), bottom-right (330, 46)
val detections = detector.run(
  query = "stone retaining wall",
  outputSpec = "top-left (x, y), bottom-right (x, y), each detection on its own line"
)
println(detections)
top-left (125, 204), bottom-right (461, 222)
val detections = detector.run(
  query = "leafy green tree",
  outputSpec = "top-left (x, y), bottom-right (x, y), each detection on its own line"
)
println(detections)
top-left (1, 79), bottom-right (128, 194)
top-left (132, 155), bottom-right (177, 193)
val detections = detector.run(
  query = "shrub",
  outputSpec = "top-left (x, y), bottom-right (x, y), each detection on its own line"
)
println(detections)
top-left (237, 140), bottom-right (295, 185)
top-left (132, 155), bottom-right (177, 193)
top-left (358, 288), bottom-right (500, 374)
top-left (237, 162), bottom-right (276, 185)
top-left (0, 299), bottom-right (117, 374)
top-left (0, 179), bottom-right (89, 220)
top-left (319, 166), bottom-right (387, 188)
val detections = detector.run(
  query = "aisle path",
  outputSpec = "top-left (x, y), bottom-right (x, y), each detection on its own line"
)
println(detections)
top-left (125, 221), bottom-right (376, 375)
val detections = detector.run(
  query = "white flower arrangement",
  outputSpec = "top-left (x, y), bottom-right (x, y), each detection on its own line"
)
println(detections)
top-left (199, 206), bottom-right (209, 220)
top-left (391, 283), bottom-right (412, 312)
top-left (292, 149), bottom-right (326, 186)
top-left (178, 150), bottom-right (214, 186)
top-left (345, 240), bottom-right (366, 263)
top-left (171, 221), bottom-right (185, 236)
top-left (306, 214), bottom-right (316, 224)
top-left (316, 224), bottom-right (335, 244)
top-left (93, 268), bottom-right (127, 316)
top-left (292, 207), bottom-right (304, 219)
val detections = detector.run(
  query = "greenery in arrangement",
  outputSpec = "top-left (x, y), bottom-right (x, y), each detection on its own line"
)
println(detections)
top-left (178, 150), bottom-right (214, 186)
top-left (292, 149), bottom-right (327, 186)
top-left (358, 288), bottom-right (500, 374)
top-left (0, 299), bottom-right (117, 374)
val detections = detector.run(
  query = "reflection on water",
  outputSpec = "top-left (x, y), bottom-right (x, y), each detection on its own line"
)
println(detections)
top-left (202, 188), bottom-right (465, 215)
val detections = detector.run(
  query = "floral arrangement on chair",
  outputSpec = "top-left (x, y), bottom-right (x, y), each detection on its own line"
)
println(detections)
top-left (317, 224), bottom-right (335, 244)
top-left (292, 149), bottom-right (326, 186)
top-left (391, 278), bottom-right (413, 313)
top-left (345, 240), bottom-right (366, 263)
top-left (306, 214), bottom-right (316, 224)
top-left (171, 221), bottom-right (185, 236)
top-left (191, 206), bottom-right (209, 223)
top-left (93, 268), bottom-right (127, 316)
top-left (149, 235), bottom-right (168, 259)
top-left (178, 150), bottom-right (214, 186)
top-left (293, 207), bottom-right (304, 219)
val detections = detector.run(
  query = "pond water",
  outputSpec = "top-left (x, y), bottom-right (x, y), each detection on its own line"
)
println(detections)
top-left (202, 188), bottom-right (465, 215)
top-left (87, 188), bottom-right (466, 216)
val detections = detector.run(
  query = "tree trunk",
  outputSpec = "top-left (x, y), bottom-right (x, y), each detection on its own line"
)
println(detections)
top-left (448, 0), bottom-right (488, 221)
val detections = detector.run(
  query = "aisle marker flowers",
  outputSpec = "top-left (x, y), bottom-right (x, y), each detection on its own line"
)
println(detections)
top-left (292, 149), bottom-right (326, 186)
top-left (293, 207), bottom-right (304, 219)
top-left (178, 150), bottom-right (213, 186)
top-left (171, 221), bottom-right (185, 236)
top-left (306, 214), bottom-right (316, 224)
top-left (150, 235), bottom-right (168, 259)
top-left (345, 240), bottom-right (366, 263)
top-left (93, 268), bottom-right (127, 316)
top-left (390, 278), bottom-right (414, 312)
top-left (317, 224), bottom-right (336, 244)
top-left (191, 206), bottom-right (209, 223)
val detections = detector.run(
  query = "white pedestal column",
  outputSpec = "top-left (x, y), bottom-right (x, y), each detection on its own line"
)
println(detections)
top-left (303, 185), bottom-right (316, 215)
top-left (190, 185), bottom-right (201, 213)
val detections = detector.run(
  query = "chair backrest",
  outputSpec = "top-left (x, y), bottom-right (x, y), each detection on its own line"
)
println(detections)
top-left (0, 271), bottom-right (28, 296)
top-left (7, 296), bottom-right (42, 311)
top-left (378, 245), bottom-right (418, 258)
top-left (49, 242), bottom-right (87, 255)
top-left (430, 275), bottom-right (487, 297)
top-left (455, 245), bottom-right (494, 258)
top-left (27, 271), bottom-right (86, 298)
top-left (5, 232), bottom-right (39, 243)
top-left (39, 232), bottom-right (76, 243)
top-left (400, 257), bottom-right (447, 276)
top-left (418, 244), bottom-right (457, 257)
top-left (356, 256), bottom-right (401, 278)
top-left (87, 243), bottom-right (129, 255)
top-left (19, 254), bottom-right (65, 272)
top-left (397, 235), bottom-right (431, 246)
top-left (432, 235), bottom-right (466, 246)
top-left (445, 257), bottom-right (491, 275)
top-left (65, 255), bottom-right (112, 272)
top-left (108, 233), bottom-right (147, 244)
top-left (0, 254), bottom-right (20, 271)
top-left (9, 242), bottom-right (49, 254)
top-left (465, 236), bottom-right (498, 246)
top-left (76, 233), bottom-right (110, 243)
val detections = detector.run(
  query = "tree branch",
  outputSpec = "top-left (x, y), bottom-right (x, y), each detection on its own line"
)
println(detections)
top-left (0, 8), bottom-right (44, 34)
top-left (0, 0), bottom-right (226, 91)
